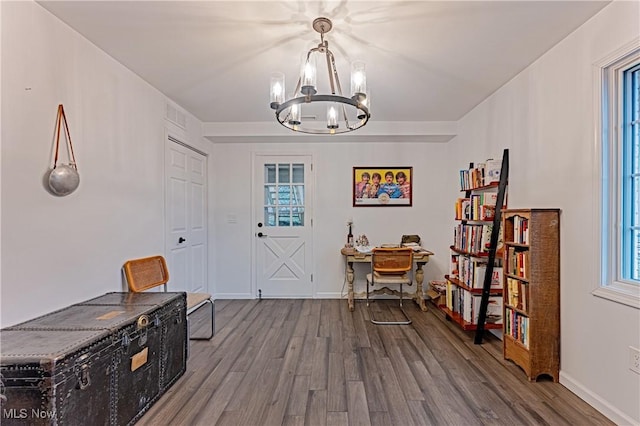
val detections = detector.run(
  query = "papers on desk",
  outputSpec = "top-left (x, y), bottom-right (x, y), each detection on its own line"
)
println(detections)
top-left (355, 245), bottom-right (374, 254)
top-left (354, 243), bottom-right (427, 254)
top-left (402, 242), bottom-right (425, 252)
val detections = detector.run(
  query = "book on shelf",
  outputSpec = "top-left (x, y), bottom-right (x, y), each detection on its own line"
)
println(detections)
top-left (491, 266), bottom-right (503, 289)
top-left (512, 215), bottom-right (530, 244)
top-left (471, 263), bottom-right (502, 289)
top-left (484, 159), bottom-right (502, 185)
top-left (449, 253), bottom-right (460, 279)
top-left (473, 263), bottom-right (486, 289)
top-left (468, 194), bottom-right (497, 221)
top-left (506, 277), bottom-right (529, 312)
top-left (505, 307), bottom-right (529, 348)
top-left (455, 198), bottom-right (468, 220)
top-left (507, 247), bottom-right (529, 278)
top-left (479, 205), bottom-right (495, 221)
top-left (472, 294), bottom-right (503, 324)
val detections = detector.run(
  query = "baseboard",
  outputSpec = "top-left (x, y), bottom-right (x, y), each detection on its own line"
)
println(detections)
top-left (560, 371), bottom-right (638, 425)
top-left (314, 292), bottom-right (345, 298)
top-left (212, 293), bottom-right (254, 299)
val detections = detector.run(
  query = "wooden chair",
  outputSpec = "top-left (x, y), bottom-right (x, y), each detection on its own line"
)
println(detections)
top-left (123, 255), bottom-right (214, 340)
top-left (401, 234), bottom-right (421, 245)
top-left (366, 247), bottom-right (414, 325)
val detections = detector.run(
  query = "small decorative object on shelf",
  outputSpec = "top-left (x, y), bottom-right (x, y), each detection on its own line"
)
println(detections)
top-left (502, 208), bottom-right (560, 382)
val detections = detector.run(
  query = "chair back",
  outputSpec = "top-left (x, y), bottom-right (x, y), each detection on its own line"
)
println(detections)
top-left (123, 256), bottom-right (169, 293)
top-left (372, 247), bottom-right (413, 274)
top-left (401, 234), bottom-right (421, 245)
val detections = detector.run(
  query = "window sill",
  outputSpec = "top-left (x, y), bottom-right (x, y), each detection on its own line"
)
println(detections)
top-left (592, 284), bottom-right (640, 309)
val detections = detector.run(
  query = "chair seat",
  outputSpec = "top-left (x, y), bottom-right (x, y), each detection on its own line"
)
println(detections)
top-left (186, 292), bottom-right (212, 312)
top-left (366, 272), bottom-right (411, 285)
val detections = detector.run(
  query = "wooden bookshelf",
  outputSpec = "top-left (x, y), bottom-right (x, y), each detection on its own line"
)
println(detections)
top-left (440, 152), bottom-right (508, 338)
top-left (502, 208), bottom-right (560, 382)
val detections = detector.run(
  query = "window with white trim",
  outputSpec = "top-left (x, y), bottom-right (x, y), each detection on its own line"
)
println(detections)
top-left (597, 45), bottom-right (640, 308)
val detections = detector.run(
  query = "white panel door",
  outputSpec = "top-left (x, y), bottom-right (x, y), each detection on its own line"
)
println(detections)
top-left (254, 155), bottom-right (313, 297)
top-left (166, 137), bottom-right (207, 293)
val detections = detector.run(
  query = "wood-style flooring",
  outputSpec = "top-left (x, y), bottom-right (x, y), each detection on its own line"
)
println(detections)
top-left (137, 299), bottom-right (613, 426)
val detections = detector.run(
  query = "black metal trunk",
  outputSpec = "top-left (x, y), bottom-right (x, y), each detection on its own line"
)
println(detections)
top-left (0, 292), bottom-right (187, 426)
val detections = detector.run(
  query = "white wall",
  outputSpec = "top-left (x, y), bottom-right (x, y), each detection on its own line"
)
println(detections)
top-left (211, 141), bottom-right (452, 299)
top-left (0, 1), bottom-right (215, 327)
top-left (2, 0), bottom-right (638, 424)
top-left (452, 1), bottom-right (640, 424)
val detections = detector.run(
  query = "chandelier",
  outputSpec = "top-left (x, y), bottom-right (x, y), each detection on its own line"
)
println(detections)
top-left (269, 17), bottom-right (370, 135)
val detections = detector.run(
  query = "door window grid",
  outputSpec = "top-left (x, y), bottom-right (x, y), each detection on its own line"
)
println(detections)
top-left (264, 163), bottom-right (305, 227)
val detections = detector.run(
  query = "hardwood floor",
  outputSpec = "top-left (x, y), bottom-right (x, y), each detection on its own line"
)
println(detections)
top-left (138, 299), bottom-right (613, 426)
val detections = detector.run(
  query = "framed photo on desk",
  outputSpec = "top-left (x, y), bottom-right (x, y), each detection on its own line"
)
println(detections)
top-left (353, 166), bottom-right (412, 207)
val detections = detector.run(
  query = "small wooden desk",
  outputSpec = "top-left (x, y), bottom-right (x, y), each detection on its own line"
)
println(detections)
top-left (341, 247), bottom-right (434, 312)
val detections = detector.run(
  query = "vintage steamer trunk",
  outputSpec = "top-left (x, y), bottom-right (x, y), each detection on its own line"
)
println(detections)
top-left (0, 329), bottom-right (114, 426)
top-left (0, 292), bottom-right (187, 426)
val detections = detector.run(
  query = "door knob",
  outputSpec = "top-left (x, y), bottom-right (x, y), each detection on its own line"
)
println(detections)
top-left (178, 237), bottom-right (186, 243)
top-left (257, 232), bottom-right (267, 237)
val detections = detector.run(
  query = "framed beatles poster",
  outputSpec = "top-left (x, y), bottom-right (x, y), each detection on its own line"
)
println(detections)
top-left (353, 166), bottom-right (412, 207)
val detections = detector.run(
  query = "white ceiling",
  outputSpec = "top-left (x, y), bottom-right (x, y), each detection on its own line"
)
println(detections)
top-left (37, 0), bottom-right (610, 125)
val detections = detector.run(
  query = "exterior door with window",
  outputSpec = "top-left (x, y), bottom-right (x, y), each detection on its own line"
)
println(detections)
top-left (254, 155), bottom-right (313, 297)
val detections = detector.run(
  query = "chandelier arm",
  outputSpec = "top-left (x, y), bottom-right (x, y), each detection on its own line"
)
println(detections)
top-left (325, 46), bottom-right (337, 95)
top-left (327, 50), bottom-right (342, 96)
top-left (326, 50), bottom-right (351, 127)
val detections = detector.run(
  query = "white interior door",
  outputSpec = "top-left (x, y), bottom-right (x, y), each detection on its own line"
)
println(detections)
top-left (166, 136), bottom-right (207, 293)
top-left (254, 155), bottom-right (313, 297)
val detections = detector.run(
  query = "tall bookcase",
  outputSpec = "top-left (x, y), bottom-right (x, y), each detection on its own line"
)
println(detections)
top-left (440, 150), bottom-right (508, 340)
top-left (502, 208), bottom-right (560, 382)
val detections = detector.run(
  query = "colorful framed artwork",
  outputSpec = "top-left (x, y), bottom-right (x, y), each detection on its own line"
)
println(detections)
top-left (353, 166), bottom-right (413, 207)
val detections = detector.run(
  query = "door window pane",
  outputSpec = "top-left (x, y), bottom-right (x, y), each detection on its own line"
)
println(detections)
top-left (264, 185), bottom-right (276, 206)
top-left (265, 164), bottom-right (276, 184)
top-left (292, 207), bottom-right (305, 227)
top-left (278, 207), bottom-right (291, 226)
top-left (292, 185), bottom-right (304, 206)
top-left (292, 163), bottom-right (304, 183)
top-left (264, 207), bottom-right (276, 226)
top-left (278, 185), bottom-right (291, 205)
top-left (278, 164), bottom-right (290, 184)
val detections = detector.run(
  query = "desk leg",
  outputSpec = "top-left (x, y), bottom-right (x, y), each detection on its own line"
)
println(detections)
top-left (414, 262), bottom-right (427, 312)
top-left (346, 260), bottom-right (355, 312)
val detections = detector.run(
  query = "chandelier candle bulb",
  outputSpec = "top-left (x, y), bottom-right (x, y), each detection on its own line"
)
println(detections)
top-left (327, 105), bottom-right (338, 129)
top-left (351, 61), bottom-right (367, 98)
top-left (301, 57), bottom-right (317, 95)
top-left (270, 72), bottom-right (285, 108)
top-left (289, 104), bottom-right (301, 126)
top-left (358, 88), bottom-right (370, 120)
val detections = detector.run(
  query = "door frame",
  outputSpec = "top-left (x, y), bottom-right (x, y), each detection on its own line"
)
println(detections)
top-left (251, 152), bottom-right (315, 299)
top-left (164, 132), bottom-right (209, 294)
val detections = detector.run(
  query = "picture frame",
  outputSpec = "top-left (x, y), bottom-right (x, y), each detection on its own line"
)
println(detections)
top-left (353, 166), bottom-right (413, 207)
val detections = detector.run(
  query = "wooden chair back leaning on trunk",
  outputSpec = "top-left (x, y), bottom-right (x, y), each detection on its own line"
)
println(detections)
top-left (366, 247), bottom-right (414, 325)
top-left (123, 255), bottom-right (214, 340)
